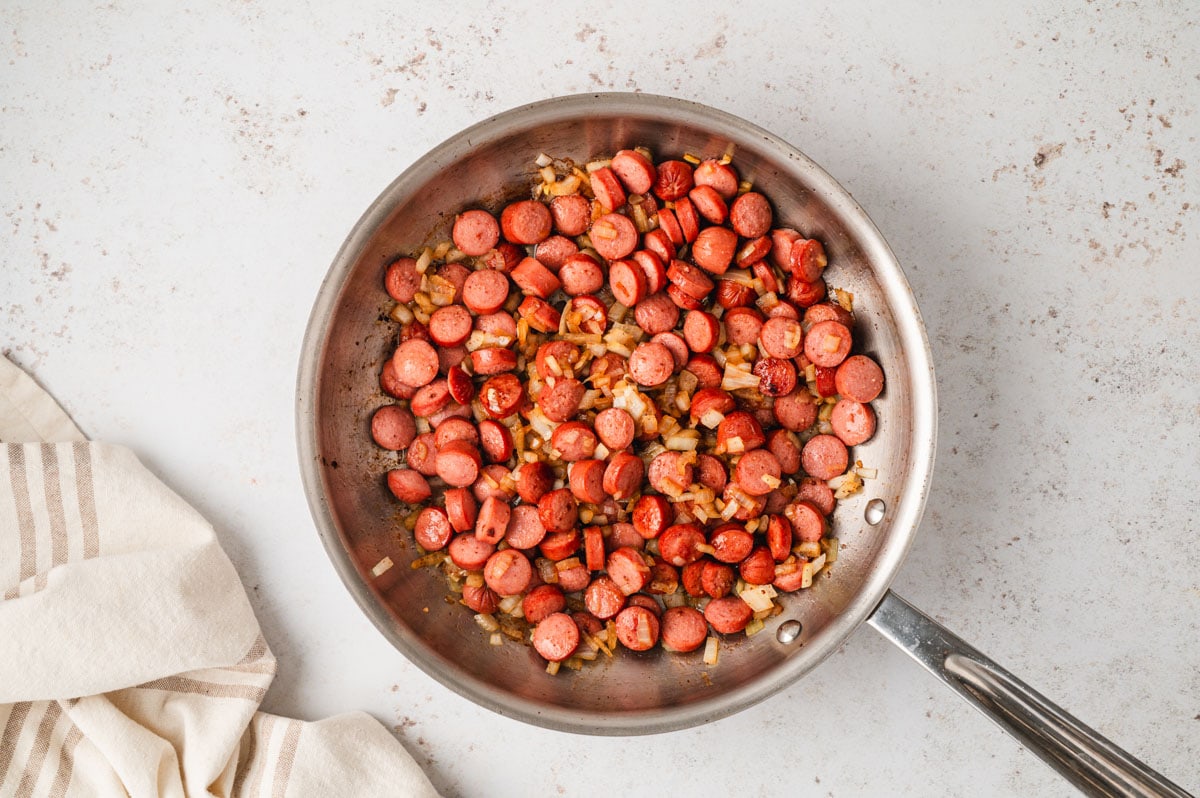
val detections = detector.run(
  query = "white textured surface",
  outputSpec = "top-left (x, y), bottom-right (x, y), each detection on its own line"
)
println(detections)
top-left (3, 3), bottom-right (1198, 796)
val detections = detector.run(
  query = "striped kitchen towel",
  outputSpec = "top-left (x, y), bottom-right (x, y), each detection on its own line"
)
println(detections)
top-left (0, 356), bottom-right (440, 798)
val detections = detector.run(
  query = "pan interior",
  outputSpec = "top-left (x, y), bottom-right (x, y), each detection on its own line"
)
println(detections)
top-left (297, 94), bottom-right (936, 734)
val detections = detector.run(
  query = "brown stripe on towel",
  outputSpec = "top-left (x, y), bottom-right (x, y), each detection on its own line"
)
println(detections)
top-left (0, 702), bottom-right (33, 785)
top-left (8, 446), bottom-right (37, 589)
top-left (137, 676), bottom-right (268, 703)
top-left (40, 444), bottom-right (69, 568)
top-left (44, 718), bottom-right (83, 798)
top-left (271, 720), bottom-right (302, 798)
top-left (231, 714), bottom-right (262, 797)
top-left (71, 442), bottom-right (99, 560)
top-left (237, 634), bottom-right (270, 665)
top-left (12, 700), bottom-right (61, 798)
top-left (248, 714), bottom-right (277, 798)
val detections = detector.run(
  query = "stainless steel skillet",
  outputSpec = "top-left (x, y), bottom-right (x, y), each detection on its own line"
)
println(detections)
top-left (296, 93), bottom-right (1188, 797)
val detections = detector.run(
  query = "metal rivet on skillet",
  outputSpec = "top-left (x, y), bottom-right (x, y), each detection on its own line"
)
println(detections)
top-left (865, 498), bottom-right (886, 525)
top-left (776, 619), bottom-right (803, 644)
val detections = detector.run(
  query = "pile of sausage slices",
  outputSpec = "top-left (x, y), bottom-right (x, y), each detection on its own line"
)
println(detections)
top-left (370, 147), bottom-right (884, 670)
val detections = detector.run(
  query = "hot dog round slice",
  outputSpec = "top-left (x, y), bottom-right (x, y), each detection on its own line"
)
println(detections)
top-left (594, 407), bottom-right (636, 451)
top-left (835, 355), bottom-right (884, 403)
top-left (385, 257), bottom-right (421, 303)
top-left (537, 488), bottom-right (579, 535)
top-left (412, 506), bottom-right (453, 552)
top-left (739, 546), bottom-right (776, 585)
top-left (652, 159), bottom-right (694, 200)
top-left (391, 339), bottom-right (439, 388)
top-left (628, 342), bottom-right (675, 387)
top-left (500, 199), bottom-right (552, 245)
top-left (704, 596), bottom-right (753, 634)
top-left (475, 496), bottom-right (511, 545)
top-left (800, 434), bottom-right (849, 481)
top-left (660, 606), bottom-right (708, 652)
top-left (435, 439), bottom-right (482, 488)
top-left (483, 548), bottom-right (532, 597)
top-left (551, 420), bottom-right (598, 461)
top-left (504, 504), bottom-right (546, 550)
top-left (404, 432), bottom-right (439, 476)
top-left (462, 269), bottom-right (510, 315)
top-left (445, 487), bottom-right (478, 533)
top-left (532, 612), bottom-right (580, 662)
top-left (559, 253), bottom-right (606, 296)
top-left (550, 194), bottom-right (590, 237)
top-left (633, 292), bottom-right (679, 335)
top-left (511, 256), bottom-right (562, 299)
top-left (589, 166), bottom-right (627, 212)
top-left (610, 149), bottom-right (656, 194)
top-left (830, 399), bottom-right (876, 446)
top-left (387, 468), bottom-right (431, 504)
top-left (692, 159), bottom-right (738, 198)
top-left (734, 448), bottom-right (782, 497)
top-left (631, 494), bottom-right (674, 540)
top-left (448, 533), bottom-right (495, 571)
top-left (688, 185), bottom-right (728, 225)
top-left (804, 320), bottom-right (853, 368)
top-left (589, 213), bottom-right (638, 261)
top-left (608, 258), bottom-right (648, 307)
top-left (539, 377), bottom-right (585, 422)
top-left (523, 584), bottom-right (566, 624)
top-left (602, 452), bottom-right (644, 500)
top-left (710, 524), bottom-right (754, 563)
top-left (729, 191), bottom-right (772, 238)
top-left (569, 459), bottom-right (608, 504)
top-left (614, 605), bottom-right (660, 651)
top-left (759, 317), bottom-right (805, 360)
top-left (607, 547), bottom-right (651, 595)
top-left (371, 405), bottom-right (417, 450)
top-left (788, 499), bottom-right (828, 543)
top-left (584, 575), bottom-right (627, 619)
top-left (452, 209), bottom-right (500, 256)
top-left (690, 226), bottom-right (738, 275)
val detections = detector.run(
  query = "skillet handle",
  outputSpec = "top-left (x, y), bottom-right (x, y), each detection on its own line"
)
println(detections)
top-left (867, 590), bottom-right (1193, 798)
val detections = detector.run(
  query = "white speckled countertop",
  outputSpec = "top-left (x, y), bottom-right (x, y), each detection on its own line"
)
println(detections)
top-left (4, 3), bottom-right (1198, 795)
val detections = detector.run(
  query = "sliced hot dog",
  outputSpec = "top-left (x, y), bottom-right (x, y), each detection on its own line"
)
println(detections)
top-left (531, 612), bottom-right (580, 662)
top-left (452, 209), bottom-right (500, 256)
top-left (371, 405), bottom-right (416, 450)
top-left (660, 606), bottom-right (708, 652)
top-left (835, 355), bottom-right (884, 403)
top-left (500, 199), bottom-right (552, 245)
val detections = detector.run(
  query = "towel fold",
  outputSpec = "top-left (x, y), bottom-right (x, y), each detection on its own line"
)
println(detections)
top-left (0, 356), bottom-right (439, 798)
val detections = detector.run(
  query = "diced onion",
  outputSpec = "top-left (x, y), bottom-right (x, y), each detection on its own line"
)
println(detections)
top-left (474, 613), bottom-right (500, 632)
top-left (795, 541), bottom-right (822, 559)
top-left (739, 583), bottom-right (777, 612)
top-left (389, 303), bottom-right (414, 324)
top-left (535, 152), bottom-right (553, 167)
top-left (703, 636), bottom-right (719, 665)
top-left (414, 247), bottom-right (434, 274)
top-left (371, 557), bottom-right (394, 577)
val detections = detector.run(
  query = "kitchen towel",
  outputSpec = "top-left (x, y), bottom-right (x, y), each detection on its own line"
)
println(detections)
top-left (0, 355), bottom-right (440, 797)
